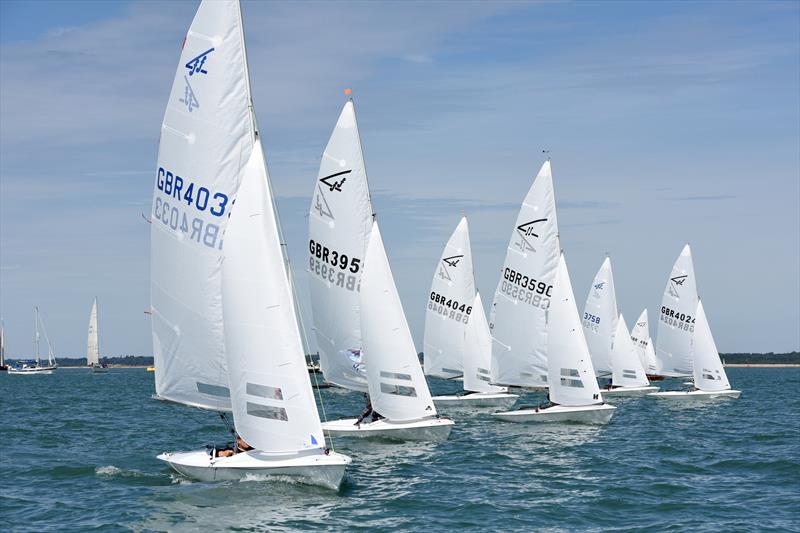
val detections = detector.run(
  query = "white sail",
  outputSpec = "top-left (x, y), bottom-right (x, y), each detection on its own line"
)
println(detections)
top-left (582, 257), bottom-right (618, 376)
top-left (630, 309), bottom-right (658, 374)
top-left (547, 254), bottom-right (602, 407)
top-left (150, 0), bottom-right (253, 410)
top-left (490, 161), bottom-right (560, 387)
top-left (655, 244), bottom-right (697, 376)
top-left (1, 319), bottom-right (5, 367)
top-left (361, 223), bottom-right (436, 421)
top-left (308, 101), bottom-right (373, 392)
top-left (463, 293), bottom-right (507, 394)
top-left (87, 298), bottom-right (99, 366)
top-left (423, 216), bottom-right (475, 379)
top-left (691, 300), bottom-right (731, 392)
top-left (221, 140), bottom-right (326, 454)
top-left (610, 314), bottom-right (650, 388)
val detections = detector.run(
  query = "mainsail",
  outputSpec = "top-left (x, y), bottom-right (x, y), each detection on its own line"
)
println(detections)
top-left (630, 309), bottom-right (658, 374)
top-left (490, 160), bottom-right (560, 387)
top-left (361, 223), bottom-right (436, 421)
top-left (150, 0), bottom-right (253, 411)
top-left (221, 139), bottom-right (326, 453)
top-left (547, 254), bottom-right (602, 407)
top-left (423, 216), bottom-right (475, 379)
top-left (463, 293), bottom-right (507, 394)
top-left (582, 257), bottom-right (618, 376)
top-left (87, 298), bottom-right (99, 366)
top-left (691, 300), bottom-right (731, 392)
top-left (609, 314), bottom-right (650, 388)
top-left (655, 244), bottom-right (697, 377)
top-left (308, 101), bottom-right (373, 392)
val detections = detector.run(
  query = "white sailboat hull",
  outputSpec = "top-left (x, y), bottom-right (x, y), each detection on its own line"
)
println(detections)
top-left (492, 403), bottom-right (616, 425)
top-left (157, 449), bottom-right (351, 491)
top-left (432, 392), bottom-right (519, 410)
top-left (8, 366), bottom-right (56, 375)
top-left (599, 386), bottom-right (660, 397)
top-left (321, 417), bottom-right (454, 442)
top-left (648, 389), bottom-right (741, 400)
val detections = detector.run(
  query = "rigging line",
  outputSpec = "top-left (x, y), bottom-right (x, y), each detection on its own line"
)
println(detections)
top-left (309, 364), bottom-right (335, 453)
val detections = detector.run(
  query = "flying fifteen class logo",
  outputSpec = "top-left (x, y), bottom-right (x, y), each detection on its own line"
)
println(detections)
top-left (179, 76), bottom-right (199, 112)
top-left (185, 48), bottom-right (215, 76)
top-left (319, 170), bottom-right (351, 192)
top-left (438, 254), bottom-right (464, 281)
top-left (514, 218), bottom-right (548, 252)
top-left (592, 281), bottom-right (606, 298)
top-left (668, 274), bottom-right (688, 298)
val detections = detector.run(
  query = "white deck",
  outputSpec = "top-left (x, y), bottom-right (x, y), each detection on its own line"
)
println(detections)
top-left (492, 403), bottom-right (616, 425)
top-left (600, 386), bottom-right (660, 397)
top-left (433, 392), bottom-right (519, 411)
top-left (321, 417), bottom-right (454, 442)
top-left (648, 389), bottom-right (741, 400)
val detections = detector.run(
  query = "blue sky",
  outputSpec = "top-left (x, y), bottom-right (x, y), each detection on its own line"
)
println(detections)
top-left (1, 0), bottom-right (798, 358)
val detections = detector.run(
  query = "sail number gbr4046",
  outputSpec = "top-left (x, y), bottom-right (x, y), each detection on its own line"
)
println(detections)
top-left (428, 292), bottom-right (472, 324)
top-left (308, 239), bottom-right (361, 292)
top-left (153, 167), bottom-right (230, 250)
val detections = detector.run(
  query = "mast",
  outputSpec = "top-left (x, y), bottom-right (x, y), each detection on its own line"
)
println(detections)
top-left (0, 318), bottom-right (5, 367)
top-left (237, 0), bottom-right (312, 360)
top-left (34, 307), bottom-right (40, 365)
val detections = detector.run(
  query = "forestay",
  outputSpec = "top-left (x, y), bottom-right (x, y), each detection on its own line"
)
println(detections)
top-left (610, 314), bottom-right (650, 388)
top-left (630, 309), bottom-right (658, 374)
top-left (582, 257), bottom-right (618, 376)
top-left (691, 301), bottom-right (731, 392)
top-left (490, 161), bottom-right (560, 387)
top-left (151, 0), bottom-right (253, 411)
top-left (308, 101), bottom-right (373, 392)
top-left (547, 254), bottom-right (602, 407)
top-left (222, 141), bottom-right (326, 454)
top-left (463, 293), bottom-right (507, 394)
top-left (423, 217), bottom-right (475, 379)
top-left (655, 244), bottom-right (697, 377)
top-left (361, 223), bottom-right (436, 422)
top-left (87, 298), bottom-right (99, 366)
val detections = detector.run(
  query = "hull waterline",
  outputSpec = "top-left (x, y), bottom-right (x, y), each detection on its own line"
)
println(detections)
top-left (432, 392), bottom-right (519, 411)
top-left (322, 417), bottom-right (454, 442)
top-left (492, 403), bottom-right (616, 425)
top-left (600, 386), bottom-right (660, 397)
top-left (648, 389), bottom-right (741, 400)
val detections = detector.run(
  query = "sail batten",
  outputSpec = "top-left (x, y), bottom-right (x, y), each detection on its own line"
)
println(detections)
top-left (423, 217), bottom-right (475, 379)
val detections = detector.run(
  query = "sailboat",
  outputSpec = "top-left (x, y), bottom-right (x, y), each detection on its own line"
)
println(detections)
top-left (489, 160), bottom-right (560, 389)
top-left (599, 314), bottom-right (659, 396)
top-left (630, 309), bottom-right (661, 380)
top-left (152, 0), bottom-right (350, 489)
top-left (493, 254), bottom-right (616, 424)
top-left (653, 244), bottom-right (697, 378)
top-left (433, 293), bottom-right (519, 409)
top-left (307, 98), bottom-right (374, 393)
top-left (425, 217), bottom-right (518, 409)
top-left (649, 300), bottom-right (740, 400)
top-left (87, 298), bottom-right (107, 373)
top-left (8, 307), bottom-right (57, 375)
top-left (321, 223), bottom-right (455, 441)
top-left (581, 257), bottom-right (618, 379)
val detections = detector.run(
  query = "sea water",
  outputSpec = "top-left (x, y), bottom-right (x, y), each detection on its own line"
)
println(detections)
top-left (1, 368), bottom-right (798, 532)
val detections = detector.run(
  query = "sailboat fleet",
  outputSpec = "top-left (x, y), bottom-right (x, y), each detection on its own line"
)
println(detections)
top-left (140, 0), bottom-right (739, 490)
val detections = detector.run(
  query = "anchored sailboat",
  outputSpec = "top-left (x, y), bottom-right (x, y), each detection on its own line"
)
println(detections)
top-left (425, 217), bottom-right (518, 409)
top-left (152, 0), bottom-right (350, 489)
top-left (322, 223), bottom-right (455, 441)
top-left (581, 257), bottom-right (618, 378)
top-left (489, 160), bottom-right (559, 389)
top-left (493, 254), bottom-right (616, 424)
top-left (8, 308), bottom-right (57, 375)
top-left (600, 314), bottom-right (658, 396)
top-left (0, 319), bottom-right (6, 371)
top-left (653, 244), bottom-right (697, 378)
top-left (307, 99), bottom-right (374, 392)
top-left (649, 300), bottom-right (740, 400)
top-left (630, 309), bottom-right (660, 380)
top-left (87, 298), bottom-right (107, 373)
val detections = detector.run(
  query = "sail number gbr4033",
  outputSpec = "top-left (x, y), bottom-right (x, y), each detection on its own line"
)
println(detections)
top-left (153, 167), bottom-right (230, 250)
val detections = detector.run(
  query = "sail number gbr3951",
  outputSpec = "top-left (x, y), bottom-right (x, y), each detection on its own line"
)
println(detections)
top-left (308, 239), bottom-right (361, 293)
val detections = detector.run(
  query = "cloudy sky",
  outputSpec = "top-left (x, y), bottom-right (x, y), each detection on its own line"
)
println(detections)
top-left (1, 0), bottom-right (798, 358)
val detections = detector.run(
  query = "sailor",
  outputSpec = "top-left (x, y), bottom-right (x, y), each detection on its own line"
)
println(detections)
top-left (354, 394), bottom-right (382, 425)
top-left (216, 435), bottom-right (253, 457)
